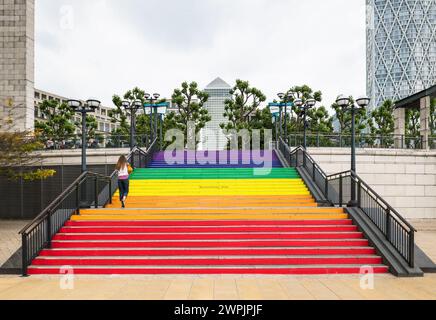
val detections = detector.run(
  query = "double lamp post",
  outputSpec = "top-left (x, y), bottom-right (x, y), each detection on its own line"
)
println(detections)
top-left (270, 93), bottom-right (316, 150)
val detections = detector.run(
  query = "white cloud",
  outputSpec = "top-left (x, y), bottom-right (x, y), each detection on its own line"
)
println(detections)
top-left (35, 0), bottom-right (368, 112)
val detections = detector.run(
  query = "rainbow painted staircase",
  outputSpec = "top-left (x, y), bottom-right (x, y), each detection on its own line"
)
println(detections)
top-left (27, 151), bottom-right (389, 275)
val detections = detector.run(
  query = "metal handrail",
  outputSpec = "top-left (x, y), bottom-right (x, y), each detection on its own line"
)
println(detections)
top-left (283, 142), bottom-right (416, 267)
top-left (328, 170), bottom-right (416, 232)
top-left (19, 172), bottom-right (88, 234)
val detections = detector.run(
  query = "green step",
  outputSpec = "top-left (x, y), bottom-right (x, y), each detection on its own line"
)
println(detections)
top-left (130, 168), bottom-right (301, 180)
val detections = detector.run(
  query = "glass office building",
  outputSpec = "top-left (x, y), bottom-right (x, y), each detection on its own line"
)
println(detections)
top-left (199, 77), bottom-right (232, 150)
top-left (366, 0), bottom-right (436, 109)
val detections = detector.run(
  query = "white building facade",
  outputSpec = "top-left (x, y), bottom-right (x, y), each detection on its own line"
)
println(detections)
top-left (200, 77), bottom-right (232, 151)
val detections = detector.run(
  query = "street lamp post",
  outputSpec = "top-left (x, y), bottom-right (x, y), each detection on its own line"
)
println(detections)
top-left (144, 93), bottom-right (161, 143)
top-left (157, 105), bottom-right (168, 149)
top-left (294, 98), bottom-right (316, 149)
top-left (277, 93), bottom-right (285, 139)
top-left (278, 92), bottom-right (295, 141)
top-left (122, 99), bottom-right (143, 151)
top-left (67, 99), bottom-right (101, 172)
top-left (336, 95), bottom-right (370, 207)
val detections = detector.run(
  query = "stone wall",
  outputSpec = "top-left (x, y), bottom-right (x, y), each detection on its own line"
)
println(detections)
top-left (0, 0), bottom-right (35, 131)
top-left (38, 148), bottom-right (131, 166)
top-left (308, 148), bottom-right (436, 220)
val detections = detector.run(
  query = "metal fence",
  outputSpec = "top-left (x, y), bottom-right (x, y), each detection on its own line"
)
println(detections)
top-left (19, 172), bottom-right (114, 276)
top-left (327, 171), bottom-right (416, 267)
top-left (287, 133), bottom-right (424, 150)
top-left (281, 141), bottom-right (416, 268)
top-left (0, 164), bottom-right (115, 219)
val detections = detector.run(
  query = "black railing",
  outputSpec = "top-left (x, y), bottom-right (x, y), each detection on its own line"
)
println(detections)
top-left (279, 139), bottom-right (330, 200)
top-left (280, 139), bottom-right (416, 268)
top-left (19, 140), bottom-right (160, 276)
top-left (327, 171), bottom-right (416, 268)
top-left (19, 171), bottom-right (113, 276)
top-left (286, 133), bottom-right (424, 150)
top-left (129, 138), bottom-right (158, 169)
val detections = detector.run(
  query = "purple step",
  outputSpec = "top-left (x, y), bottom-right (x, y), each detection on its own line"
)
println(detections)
top-left (153, 151), bottom-right (280, 161)
top-left (150, 150), bottom-right (282, 168)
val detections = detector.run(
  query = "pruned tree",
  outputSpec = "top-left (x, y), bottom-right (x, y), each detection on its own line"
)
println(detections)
top-left (0, 98), bottom-right (55, 180)
top-left (284, 85), bottom-right (323, 132)
top-left (74, 115), bottom-right (103, 148)
top-left (331, 96), bottom-right (368, 135)
top-left (35, 99), bottom-right (76, 143)
top-left (168, 81), bottom-right (211, 148)
top-left (307, 106), bottom-right (334, 133)
top-left (367, 100), bottom-right (395, 147)
top-left (368, 100), bottom-right (395, 136)
top-left (110, 87), bottom-right (150, 136)
top-left (221, 80), bottom-right (267, 132)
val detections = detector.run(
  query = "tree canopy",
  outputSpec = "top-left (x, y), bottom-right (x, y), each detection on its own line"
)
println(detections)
top-left (221, 80), bottom-right (266, 132)
top-left (1, 98), bottom-right (55, 181)
top-left (166, 81), bottom-right (211, 147)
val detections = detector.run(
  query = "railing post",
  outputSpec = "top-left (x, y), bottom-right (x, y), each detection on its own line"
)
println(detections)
top-left (76, 183), bottom-right (80, 215)
top-left (409, 231), bottom-right (415, 268)
top-left (325, 178), bottom-right (329, 199)
top-left (339, 175), bottom-right (343, 207)
top-left (46, 213), bottom-right (52, 249)
top-left (21, 233), bottom-right (28, 277)
top-left (94, 176), bottom-right (98, 209)
top-left (386, 209), bottom-right (391, 241)
top-left (357, 180), bottom-right (362, 207)
top-left (109, 179), bottom-right (112, 205)
top-left (296, 149), bottom-right (299, 167)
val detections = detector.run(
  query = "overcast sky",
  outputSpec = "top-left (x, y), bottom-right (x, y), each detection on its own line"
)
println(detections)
top-left (35, 0), bottom-right (367, 111)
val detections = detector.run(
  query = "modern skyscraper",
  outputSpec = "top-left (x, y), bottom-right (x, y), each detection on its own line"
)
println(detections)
top-left (200, 77), bottom-right (232, 151)
top-left (366, 0), bottom-right (436, 109)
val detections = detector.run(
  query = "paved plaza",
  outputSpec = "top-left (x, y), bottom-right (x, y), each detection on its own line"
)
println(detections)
top-left (0, 274), bottom-right (436, 300)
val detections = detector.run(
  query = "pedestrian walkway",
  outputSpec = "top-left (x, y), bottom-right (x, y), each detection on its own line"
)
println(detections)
top-left (0, 274), bottom-right (436, 300)
top-left (0, 221), bottom-right (28, 267)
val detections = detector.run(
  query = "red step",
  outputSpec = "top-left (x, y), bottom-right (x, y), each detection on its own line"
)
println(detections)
top-left (65, 220), bottom-right (354, 227)
top-left (40, 247), bottom-right (377, 257)
top-left (59, 226), bottom-right (358, 234)
top-left (27, 266), bottom-right (390, 275)
top-left (52, 239), bottom-right (370, 248)
top-left (53, 233), bottom-right (364, 241)
top-left (32, 257), bottom-right (383, 266)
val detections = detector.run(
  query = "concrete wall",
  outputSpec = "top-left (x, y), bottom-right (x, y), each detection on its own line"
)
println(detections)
top-left (37, 149), bottom-right (130, 167)
top-left (0, 0), bottom-right (35, 131)
top-left (307, 148), bottom-right (436, 220)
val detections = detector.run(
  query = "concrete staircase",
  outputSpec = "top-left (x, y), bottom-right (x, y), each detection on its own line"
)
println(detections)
top-left (27, 151), bottom-right (389, 275)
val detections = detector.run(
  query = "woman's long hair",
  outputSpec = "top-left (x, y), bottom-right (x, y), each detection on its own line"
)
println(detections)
top-left (116, 155), bottom-right (128, 171)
